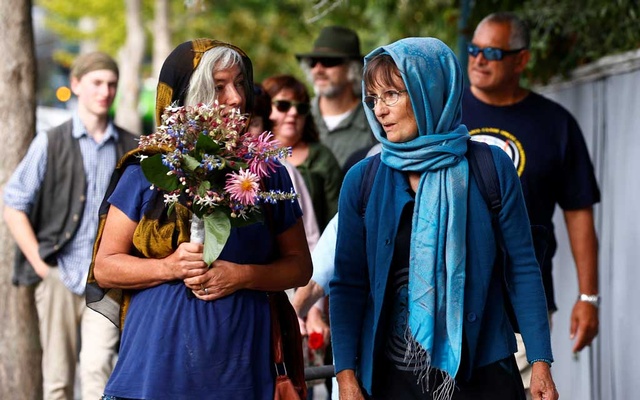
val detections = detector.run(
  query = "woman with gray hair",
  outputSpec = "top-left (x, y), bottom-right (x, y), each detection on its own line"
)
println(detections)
top-left (88, 39), bottom-right (312, 399)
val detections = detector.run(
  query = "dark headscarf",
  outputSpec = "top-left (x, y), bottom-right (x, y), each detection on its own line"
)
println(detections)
top-left (155, 38), bottom-right (255, 125)
top-left (87, 39), bottom-right (255, 329)
top-left (251, 83), bottom-right (273, 132)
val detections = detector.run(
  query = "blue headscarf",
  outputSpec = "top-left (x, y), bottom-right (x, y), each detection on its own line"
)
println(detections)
top-left (363, 38), bottom-right (470, 396)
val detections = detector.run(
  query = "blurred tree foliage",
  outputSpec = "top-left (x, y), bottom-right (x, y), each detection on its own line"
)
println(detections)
top-left (465, 0), bottom-right (640, 83)
top-left (38, 0), bottom-right (127, 67)
top-left (37, 0), bottom-right (640, 86)
top-left (37, 0), bottom-right (461, 82)
top-left (175, 0), bottom-right (461, 83)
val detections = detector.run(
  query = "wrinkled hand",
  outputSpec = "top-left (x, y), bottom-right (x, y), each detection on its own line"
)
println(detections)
top-left (184, 259), bottom-right (242, 300)
top-left (166, 242), bottom-right (208, 280)
top-left (340, 385), bottom-right (366, 400)
top-left (337, 370), bottom-right (366, 400)
top-left (570, 300), bottom-right (599, 352)
top-left (306, 305), bottom-right (330, 350)
top-left (530, 362), bottom-right (559, 400)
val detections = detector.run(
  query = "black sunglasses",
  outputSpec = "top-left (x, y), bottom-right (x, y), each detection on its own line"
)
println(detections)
top-left (467, 43), bottom-right (525, 61)
top-left (272, 100), bottom-right (311, 116)
top-left (308, 57), bottom-right (346, 68)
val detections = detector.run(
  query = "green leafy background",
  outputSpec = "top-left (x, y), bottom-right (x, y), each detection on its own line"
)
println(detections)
top-left (37, 0), bottom-right (640, 97)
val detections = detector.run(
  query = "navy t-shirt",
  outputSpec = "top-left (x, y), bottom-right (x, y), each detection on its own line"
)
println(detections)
top-left (103, 163), bottom-right (302, 399)
top-left (462, 88), bottom-right (600, 311)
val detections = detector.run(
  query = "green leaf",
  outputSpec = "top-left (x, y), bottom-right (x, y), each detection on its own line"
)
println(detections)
top-left (202, 211), bottom-right (231, 265)
top-left (140, 154), bottom-right (178, 192)
top-left (196, 133), bottom-right (220, 154)
top-left (182, 153), bottom-right (202, 172)
top-left (197, 180), bottom-right (211, 197)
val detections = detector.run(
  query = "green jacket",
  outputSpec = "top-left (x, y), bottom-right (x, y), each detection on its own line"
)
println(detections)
top-left (312, 98), bottom-right (376, 168)
top-left (295, 142), bottom-right (343, 232)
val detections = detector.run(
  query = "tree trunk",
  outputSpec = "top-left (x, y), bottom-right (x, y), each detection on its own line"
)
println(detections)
top-left (0, 0), bottom-right (43, 398)
top-left (78, 17), bottom-right (98, 54)
top-left (115, 0), bottom-right (145, 135)
top-left (152, 0), bottom-right (172, 81)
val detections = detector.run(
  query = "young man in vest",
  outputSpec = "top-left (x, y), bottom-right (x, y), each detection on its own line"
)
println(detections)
top-left (462, 12), bottom-right (601, 398)
top-left (296, 26), bottom-right (376, 169)
top-left (4, 52), bottom-right (138, 399)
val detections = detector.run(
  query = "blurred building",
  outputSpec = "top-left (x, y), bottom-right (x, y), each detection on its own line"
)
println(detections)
top-left (33, 6), bottom-right (71, 110)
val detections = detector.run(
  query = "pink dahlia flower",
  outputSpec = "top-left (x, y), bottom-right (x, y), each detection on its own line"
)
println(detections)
top-left (224, 169), bottom-right (260, 205)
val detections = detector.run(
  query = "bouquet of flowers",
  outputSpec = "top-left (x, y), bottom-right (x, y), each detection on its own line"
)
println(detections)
top-left (138, 102), bottom-right (297, 265)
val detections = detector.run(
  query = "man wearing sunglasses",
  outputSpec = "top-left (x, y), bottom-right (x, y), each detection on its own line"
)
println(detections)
top-left (296, 26), bottom-right (376, 169)
top-left (462, 12), bottom-right (601, 400)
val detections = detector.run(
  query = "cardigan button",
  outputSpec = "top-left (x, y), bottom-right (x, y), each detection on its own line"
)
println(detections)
top-left (385, 239), bottom-right (391, 245)
top-left (466, 312), bottom-right (477, 322)
top-left (72, 214), bottom-right (79, 222)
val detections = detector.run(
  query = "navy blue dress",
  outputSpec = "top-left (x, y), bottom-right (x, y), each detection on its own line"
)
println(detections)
top-left (103, 164), bottom-right (302, 399)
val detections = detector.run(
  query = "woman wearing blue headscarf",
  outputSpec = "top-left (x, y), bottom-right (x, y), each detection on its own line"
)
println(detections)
top-left (329, 38), bottom-right (558, 400)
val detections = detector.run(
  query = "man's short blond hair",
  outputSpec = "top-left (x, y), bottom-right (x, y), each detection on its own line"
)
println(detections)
top-left (70, 51), bottom-right (119, 80)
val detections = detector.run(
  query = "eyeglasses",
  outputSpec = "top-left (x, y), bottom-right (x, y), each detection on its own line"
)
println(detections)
top-left (363, 90), bottom-right (408, 110)
top-left (307, 57), bottom-right (346, 68)
top-left (467, 44), bottom-right (526, 61)
top-left (272, 100), bottom-right (311, 116)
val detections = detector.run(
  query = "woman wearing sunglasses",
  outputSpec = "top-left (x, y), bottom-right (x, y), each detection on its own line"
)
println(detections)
top-left (263, 75), bottom-right (343, 233)
top-left (329, 38), bottom-right (558, 400)
top-left (249, 83), bottom-right (321, 252)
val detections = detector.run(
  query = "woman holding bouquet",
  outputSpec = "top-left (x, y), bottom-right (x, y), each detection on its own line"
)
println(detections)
top-left (88, 39), bottom-right (312, 399)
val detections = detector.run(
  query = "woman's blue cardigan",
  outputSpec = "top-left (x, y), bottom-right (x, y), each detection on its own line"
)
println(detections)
top-left (329, 146), bottom-right (553, 395)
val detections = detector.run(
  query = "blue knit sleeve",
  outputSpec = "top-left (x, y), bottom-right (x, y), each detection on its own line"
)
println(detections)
top-left (329, 159), bottom-right (370, 374)
top-left (493, 146), bottom-right (554, 364)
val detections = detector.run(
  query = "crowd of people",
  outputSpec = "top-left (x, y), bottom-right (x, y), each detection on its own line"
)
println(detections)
top-left (3, 10), bottom-right (600, 400)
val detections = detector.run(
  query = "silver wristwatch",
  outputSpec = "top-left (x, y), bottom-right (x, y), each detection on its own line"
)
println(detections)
top-left (578, 293), bottom-right (600, 308)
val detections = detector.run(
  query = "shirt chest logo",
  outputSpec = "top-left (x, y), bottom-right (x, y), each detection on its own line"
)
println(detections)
top-left (469, 127), bottom-right (526, 176)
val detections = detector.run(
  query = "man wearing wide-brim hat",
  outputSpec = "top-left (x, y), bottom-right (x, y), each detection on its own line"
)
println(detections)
top-left (296, 26), bottom-right (376, 169)
top-left (294, 25), bottom-right (377, 400)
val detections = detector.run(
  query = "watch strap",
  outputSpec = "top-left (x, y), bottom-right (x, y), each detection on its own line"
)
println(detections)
top-left (578, 293), bottom-right (600, 307)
